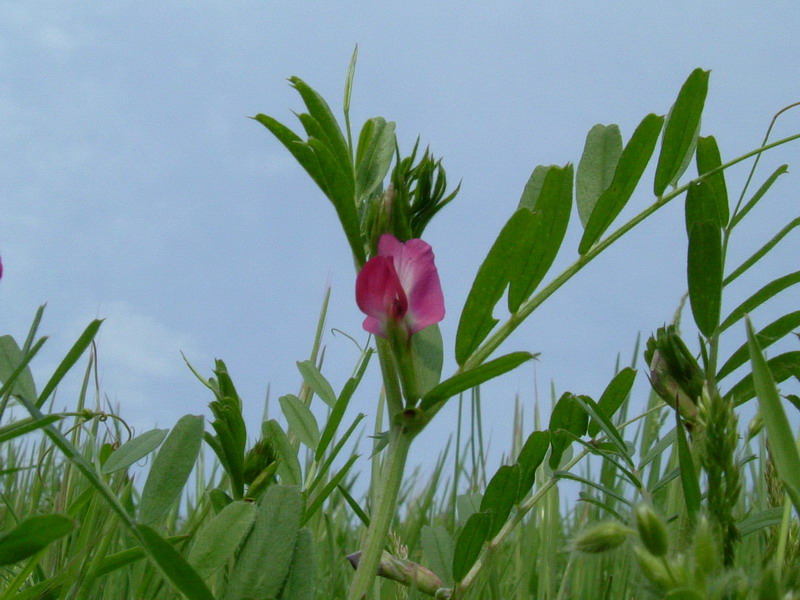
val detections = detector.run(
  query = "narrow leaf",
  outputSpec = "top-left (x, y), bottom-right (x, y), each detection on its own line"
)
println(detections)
top-left (725, 216), bottom-right (800, 286)
top-left (730, 164), bottom-right (788, 229)
top-left (480, 464), bottom-right (520, 538)
top-left (687, 220), bottom-right (723, 337)
top-left (588, 367), bottom-right (636, 437)
top-left (452, 511), bottom-right (490, 582)
top-left (102, 429), bottom-right (168, 474)
top-left (696, 135), bottom-right (729, 226)
top-left (674, 410), bottom-right (701, 524)
top-left (355, 117), bottom-right (396, 200)
top-left (265, 419), bottom-right (302, 486)
top-left (718, 311), bottom-right (800, 380)
top-left (139, 415), bottom-right (204, 525)
top-left (297, 360), bottom-right (337, 408)
top-left (576, 124), bottom-right (623, 227)
top-left (579, 113), bottom-right (664, 254)
top-left (279, 394), bottom-right (320, 449)
top-left (727, 351), bottom-right (800, 407)
top-left (654, 68), bottom-right (710, 196)
top-left (412, 323), bottom-right (444, 396)
top-left (0, 335), bottom-right (37, 402)
top-left (37, 319), bottom-right (102, 407)
top-left (137, 524), bottom-right (214, 600)
top-left (0, 415), bottom-right (62, 445)
top-left (421, 352), bottom-right (536, 411)
top-left (0, 514), bottom-right (74, 565)
top-left (746, 317), bottom-right (800, 516)
top-left (516, 430), bottom-right (550, 500)
top-left (456, 209), bottom-right (537, 364)
top-left (720, 270), bottom-right (800, 332)
top-left (421, 525), bottom-right (455, 587)
top-left (549, 393), bottom-right (589, 469)
top-left (508, 164), bottom-right (573, 312)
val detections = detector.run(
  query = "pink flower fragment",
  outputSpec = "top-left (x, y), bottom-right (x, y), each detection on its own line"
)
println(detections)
top-left (356, 234), bottom-right (445, 338)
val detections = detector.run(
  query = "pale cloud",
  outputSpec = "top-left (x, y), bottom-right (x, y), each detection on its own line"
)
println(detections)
top-left (91, 301), bottom-right (204, 379)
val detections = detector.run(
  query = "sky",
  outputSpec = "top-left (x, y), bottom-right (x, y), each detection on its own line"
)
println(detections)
top-left (2, 2), bottom-right (799, 486)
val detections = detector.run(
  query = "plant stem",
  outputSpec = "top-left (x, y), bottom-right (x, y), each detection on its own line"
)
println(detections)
top-left (348, 424), bottom-right (414, 599)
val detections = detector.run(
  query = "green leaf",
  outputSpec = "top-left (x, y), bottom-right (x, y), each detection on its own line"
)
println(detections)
top-left (579, 113), bottom-right (664, 254)
top-left (0, 415), bottom-right (61, 445)
top-left (421, 352), bottom-right (536, 411)
top-left (102, 428), bottom-right (168, 474)
top-left (654, 68), bottom-right (710, 196)
top-left (412, 323), bottom-right (444, 396)
top-left (574, 396), bottom-right (630, 461)
top-left (296, 360), bottom-right (337, 408)
top-left (226, 485), bottom-right (303, 600)
top-left (730, 164), bottom-right (788, 229)
top-left (355, 117), bottom-right (396, 200)
top-left (747, 317), bottom-right (800, 516)
top-left (0, 514), bottom-right (74, 565)
top-left (279, 528), bottom-right (316, 600)
top-left (725, 216), bottom-right (800, 286)
top-left (279, 394), bottom-right (320, 450)
top-left (139, 415), bottom-right (204, 525)
top-left (315, 349), bottom-right (372, 461)
top-left (289, 77), bottom-right (351, 170)
top-left (456, 209), bottom-right (538, 364)
top-left (721, 270), bottom-right (800, 332)
top-left (265, 419), bottom-right (302, 486)
top-left (302, 454), bottom-right (359, 525)
top-left (452, 511), bottom-right (490, 582)
top-left (727, 351), bottom-right (800, 407)
top-left (695, 135), bottom-right (729, 226)
top-left (480, 464), bottom-right (520, 538)
top-left (576, 124), bottom-right (623, 227)
top-left (137, 524), bottom-right (214, 600)
top-left (738, 507), bottom-right (784, 537)
top-left (456, 493), bottom-right (483, 525)
top-left (188, 500), bottom-right (256, 580)
top-left (508, 164), bottom-right (573, 312)
top-left (421, 525), bottom-right (455, 587)
top-left (587, 368), bottom-right (636, 438)
top-left (518, 165), bottom-right (550, 211)
top-left (0, 335), bottom-right (37, 402)
top-left (549, 393), bottom-right (589, 469)
top-left (516, 430), bottom-right (550, 501)
top-left (674, 409), bottom-right (700, 524)
top-left (718, 311), bottom-right (800, 380)
top-left (37, 319), bottom-right (102, 408)
top-left (687, 220), bottom-right (723, 337)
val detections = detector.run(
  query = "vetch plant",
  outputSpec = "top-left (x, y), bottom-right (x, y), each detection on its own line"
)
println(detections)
top-left (0, 53), bottom-right (799, 600)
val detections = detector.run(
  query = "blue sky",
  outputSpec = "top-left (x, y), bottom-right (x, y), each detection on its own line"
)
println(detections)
top-left (2, 2), bottom-right (798, 478)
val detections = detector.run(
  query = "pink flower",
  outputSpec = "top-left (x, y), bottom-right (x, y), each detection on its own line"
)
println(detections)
top-left (356, 234), bottom-right (445, 339)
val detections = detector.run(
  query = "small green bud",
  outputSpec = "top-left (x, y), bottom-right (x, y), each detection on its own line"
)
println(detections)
top-left (347, 550), bottom-right (444, 596)
top-left (632, 545), bottom-right (672, 589)
top-left (635, 504), bottom-right (669, 557)
top-left (243, 437), bottom-right (276, 485)
top-left (573, 521), bottom-right (632, 554)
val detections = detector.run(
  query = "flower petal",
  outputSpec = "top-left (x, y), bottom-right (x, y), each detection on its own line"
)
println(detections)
top-left (355, 255), bottom-right (408, 338)
top-left (377, 234), bottom-right (445, 335)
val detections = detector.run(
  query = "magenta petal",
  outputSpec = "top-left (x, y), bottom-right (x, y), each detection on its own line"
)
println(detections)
top-left (355, 255), bottom-right (408, 337)
top-left (377, 234), bottom-right (445, 335)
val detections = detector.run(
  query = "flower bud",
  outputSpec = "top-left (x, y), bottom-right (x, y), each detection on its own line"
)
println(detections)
top-left (573, 521), bottom-right (632, 554)
top-left (635, 504), bottom-right (669, 557)
top-left (645, 326), bottom-right (703, 426)
top-left (692, 516), bottom-right (718, 576)
top-left (243, 437), bottom-right (276, 486)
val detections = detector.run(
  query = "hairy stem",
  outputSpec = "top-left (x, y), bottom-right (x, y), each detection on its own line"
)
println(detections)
top-left (348, 425), bottom-right (414, 600)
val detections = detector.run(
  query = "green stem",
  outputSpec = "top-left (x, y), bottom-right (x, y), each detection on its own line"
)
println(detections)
top-left (348, 425), bottom-right (414, 600)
